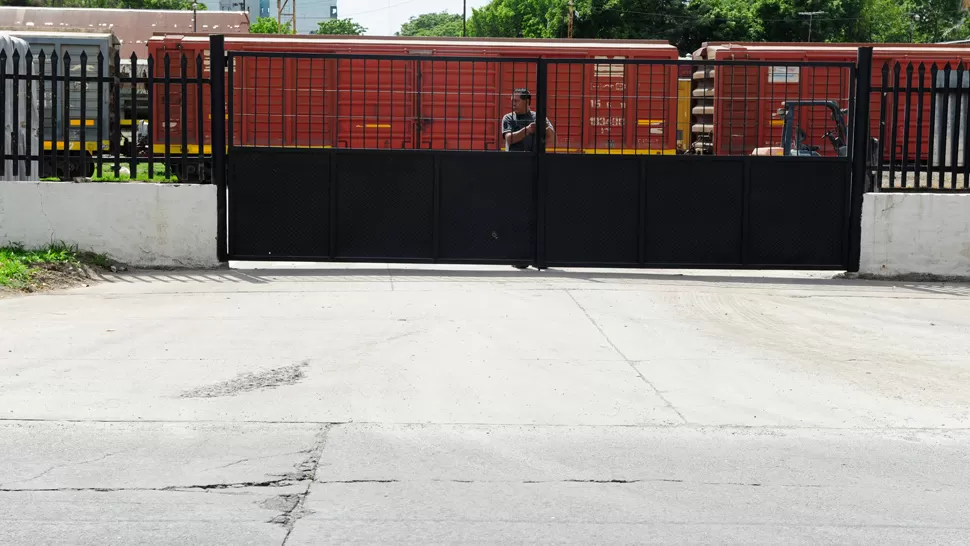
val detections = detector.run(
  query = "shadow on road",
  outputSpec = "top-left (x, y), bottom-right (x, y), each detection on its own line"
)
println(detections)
top-left (84, 264), bottom-right (970, 296)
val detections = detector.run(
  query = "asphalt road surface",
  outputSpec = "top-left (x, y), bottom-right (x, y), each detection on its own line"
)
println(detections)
top-left (1, 265), bottom-right (968, 545)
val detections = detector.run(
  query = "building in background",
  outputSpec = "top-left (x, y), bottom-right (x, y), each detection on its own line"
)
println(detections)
top-left (298, 0), bottom-right (336, 34)
top-left (0, 5), bottom-right (249, 58)
top-left (215, 0), bottom-right (260, 22)
top-left (213, 0), bottom-right (325, 32)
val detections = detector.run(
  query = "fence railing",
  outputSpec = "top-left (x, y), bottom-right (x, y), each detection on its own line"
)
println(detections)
top-left (872, 60), bottom-right (970, 192)
top-left (224, 51), bottom-right (858, 159)
top-left (8, 40), bottom-right (967, 193)
top-left (1, 47), bottom-right (213, 183)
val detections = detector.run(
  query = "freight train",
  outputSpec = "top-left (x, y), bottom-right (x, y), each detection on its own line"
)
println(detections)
top-left (4, 25), bottom-right (969, 181)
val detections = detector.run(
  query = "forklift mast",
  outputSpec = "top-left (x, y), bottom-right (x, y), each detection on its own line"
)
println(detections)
top-left (778, 101), bottom-right (847, 157)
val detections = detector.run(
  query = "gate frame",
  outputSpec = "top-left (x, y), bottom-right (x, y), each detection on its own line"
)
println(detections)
top-left (211, 39), bottom-right (874, 272)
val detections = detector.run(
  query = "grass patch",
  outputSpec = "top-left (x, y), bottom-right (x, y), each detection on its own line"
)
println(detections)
top-left (0, 243), bottom-right (110, 292)
top-left (39, 163), bottom-right (179, 183)
top-left (90, 162), bottom-right (179, 183)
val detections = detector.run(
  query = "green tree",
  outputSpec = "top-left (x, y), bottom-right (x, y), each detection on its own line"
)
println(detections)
top-left (467, 0), bottom-right (569, 38)
top-left (571, 0), bottom-right (689, 42)
top-left (250, 16), bottom-right (292, 34)
top-left (677, 0), bottom-right (760, 53)
top-left (315, 18), bottom-right (367, 35)
top-left (910, 0), bottom-right (968, 42)
top-left (463, 0), bottom-right (965, 50)
top-left (397, 11), bottom-right (464, 36)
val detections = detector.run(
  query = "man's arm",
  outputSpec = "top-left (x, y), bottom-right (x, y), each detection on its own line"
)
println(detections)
top-left (544, 119), bottom-right (556, 150)
top-left (505, 128), bottom-right (530, 147)
top-left (503, 116), bottom-right (530, 148)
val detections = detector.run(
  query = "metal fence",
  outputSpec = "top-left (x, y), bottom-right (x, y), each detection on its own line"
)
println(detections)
top-left (872, 60), bottom-right (970, 192)
top-left (0, 47), bottom-right (213, 183)
top-left (9, 39), bottom-right (966, 195)
top-left (223, 52), bottom-right (858, 160)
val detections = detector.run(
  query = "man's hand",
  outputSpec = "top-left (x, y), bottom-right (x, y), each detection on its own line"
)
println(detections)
top-left (525, 122), bottom-right (537, 135)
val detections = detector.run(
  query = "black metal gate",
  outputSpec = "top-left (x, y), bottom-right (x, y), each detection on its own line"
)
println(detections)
top-left (216, 43), bottom-right (873, 271)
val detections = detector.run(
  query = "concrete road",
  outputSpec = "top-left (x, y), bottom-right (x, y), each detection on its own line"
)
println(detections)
top-left (1, 265), bottom-right (968, 544)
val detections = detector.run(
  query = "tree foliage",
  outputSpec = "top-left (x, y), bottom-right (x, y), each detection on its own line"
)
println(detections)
top-left (250, 16), bottom-right (291, 34)
top-left (467, 0), bottom-right (568, 38)
top-left (314, 18), bottom-right (367, 35)
top-left (397, 11), bottom-right (464, 37)
top-left (464, 0), bottom-right (970, 52)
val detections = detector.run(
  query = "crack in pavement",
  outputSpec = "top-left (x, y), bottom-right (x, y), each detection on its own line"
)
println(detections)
top-left (0, 478), bottom-right (298, 493)
top-left (314, 478), bottom-right (824, 488)
top-left (202, 449), bottom-right (314, 472)
top-left (278, 424), bottom-right (331, 546)
top-left (565, 290), bottom-right (690, 425)
top-left (0, 477), bottom-right (828, 492)
top-left (0, 448), bottom-right (136, 488)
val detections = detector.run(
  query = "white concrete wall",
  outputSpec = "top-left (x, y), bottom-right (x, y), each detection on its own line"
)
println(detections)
top-left (861, 192), bottom-right (970, 278)
top-left (0, 182), bottom-right (219, 268)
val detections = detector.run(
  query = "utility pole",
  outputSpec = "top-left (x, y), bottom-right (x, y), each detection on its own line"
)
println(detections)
top-left (798, 11), bottom-right (824, 42)
top-left (463, 0), bottom-right (467, 37)
top-left (277, 0), bottom-right (296, 33)
top-left (567, 0), bottom-right (574, 39)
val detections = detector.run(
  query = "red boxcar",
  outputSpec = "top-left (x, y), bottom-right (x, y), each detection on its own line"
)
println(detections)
top-left (691, 42), bottom-right (970, 161)
top-left (146, 34), bottom-right (681, 156)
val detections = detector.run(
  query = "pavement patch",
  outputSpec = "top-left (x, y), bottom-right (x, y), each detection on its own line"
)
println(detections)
top-left (179, 361), bottom-right (309, 399)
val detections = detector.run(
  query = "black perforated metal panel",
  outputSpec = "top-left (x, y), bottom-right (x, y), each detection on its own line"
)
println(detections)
top-left (644, 158), bottom-right (744, 265)
top-left (228, 149), bottom-right (330, 258)
top-left (748, 158), bottom-right (850, 267)
top-left (438, 153), bottom-right (534, 261)
top-left (544, 155), bottom-right (640, 265)
top-left (335, 151), bottom-right (435, 260)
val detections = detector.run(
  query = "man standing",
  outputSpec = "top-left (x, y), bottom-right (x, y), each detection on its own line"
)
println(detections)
top-left (502, 88), bottom-right (555, 152)
top-left (503, 88), bottom-right (555, 270)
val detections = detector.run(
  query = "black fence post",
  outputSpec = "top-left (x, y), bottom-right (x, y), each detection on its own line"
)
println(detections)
top-left (848, 47), bottom-right (873, 273)
top-left (534, 59), bottom-right (548, 270)
top-left (210, 35), bottom-right (228, 263)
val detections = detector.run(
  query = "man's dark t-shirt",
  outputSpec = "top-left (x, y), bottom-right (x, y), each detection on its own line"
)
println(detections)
top-left (502, 111), bottom-right (553, 152)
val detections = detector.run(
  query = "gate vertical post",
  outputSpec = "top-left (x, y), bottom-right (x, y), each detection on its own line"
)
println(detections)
top-left (534, 59), bottom-right (548, 270)
top-left (848, 47), bottom-right (873, 273)
top-left (210, 35), bottom-right (228, 263)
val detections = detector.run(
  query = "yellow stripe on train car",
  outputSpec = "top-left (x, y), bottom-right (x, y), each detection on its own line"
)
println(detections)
top-left (152, 144), bottom-right (335, 154)
top-left (582, 148), bottom-right (677, 155)
top-left (153, 144), bottom-right (214, 155)
top-left (69, 119), bottom-right (96, 127)
top-left (43, 141), bottom-right (112, 152)
top-left (505, 147), bottom-right (677, 155)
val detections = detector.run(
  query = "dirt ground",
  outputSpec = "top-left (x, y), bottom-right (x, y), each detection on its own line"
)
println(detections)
top-left (0, 262), bottom-right (101, 298)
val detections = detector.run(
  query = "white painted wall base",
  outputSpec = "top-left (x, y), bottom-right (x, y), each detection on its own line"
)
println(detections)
top-left (0, 182), bottom-right (219, 268)
top-left (860, 192), bottom-right (970, 278)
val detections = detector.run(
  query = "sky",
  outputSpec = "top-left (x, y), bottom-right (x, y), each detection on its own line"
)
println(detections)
top-left (332, 0), bottom-right (492, 36)
top-left (204, 0), bottom-right (492, 37)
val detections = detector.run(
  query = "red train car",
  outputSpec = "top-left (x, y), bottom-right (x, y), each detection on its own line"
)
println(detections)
top-left (691, 42), bottom-right (970, 161)
top-left (146, 34), bottom-right (681, 157)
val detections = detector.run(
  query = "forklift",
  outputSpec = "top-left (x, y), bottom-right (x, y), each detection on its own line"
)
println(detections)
top-left (751, 100), bottom-right (878, 163)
